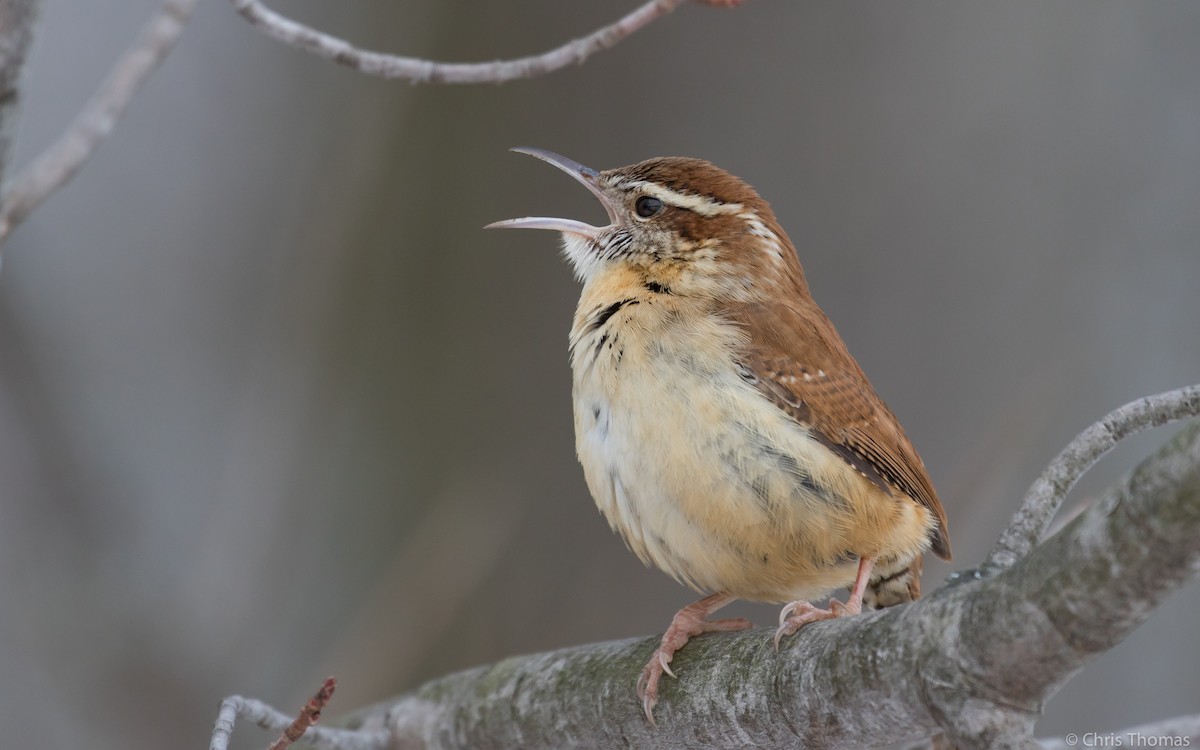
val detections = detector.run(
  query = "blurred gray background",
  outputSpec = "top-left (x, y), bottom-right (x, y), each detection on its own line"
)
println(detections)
top-left (2, 1), bottom-right (1198, 747)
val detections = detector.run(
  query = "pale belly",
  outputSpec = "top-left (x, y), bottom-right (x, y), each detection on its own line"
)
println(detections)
top-left (570, 308), bottom-right (933, 604)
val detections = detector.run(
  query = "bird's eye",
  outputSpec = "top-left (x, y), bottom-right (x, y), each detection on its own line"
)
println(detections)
top-left (634, 196), bottom-right (663, 218)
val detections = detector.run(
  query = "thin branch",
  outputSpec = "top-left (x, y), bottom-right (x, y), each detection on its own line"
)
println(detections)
top-left (226, 0), bottom-right (735, 84)
top-left (209, 422), bottom-right (1200, 750)
top-left (0, 0), bottom-right (43, 191)
top-left (987, 383), bottom-right (1200, 569)
top-left (209, 693), bottom-right (388, 750)
top-left (0, 0), bottom-right (199, 248)
top-left (267, 677), bottom-right (337, 750)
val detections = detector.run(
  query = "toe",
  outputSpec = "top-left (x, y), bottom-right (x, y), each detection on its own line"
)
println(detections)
top-left (704, 616), bottom-right (754, 634)
top-left (638, 652), bottom-right (666, 724)
top-left (773, 601), bottom-right (842, 650)
top-left (639, 668), bottom-right (660, 724)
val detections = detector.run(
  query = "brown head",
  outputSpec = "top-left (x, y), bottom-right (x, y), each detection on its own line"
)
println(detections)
top-left (487, 148), bottom-right (810, 301)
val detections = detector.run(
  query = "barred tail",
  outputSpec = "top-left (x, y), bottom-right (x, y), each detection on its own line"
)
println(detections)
top-left (863, 554), bottom-right (923, 610)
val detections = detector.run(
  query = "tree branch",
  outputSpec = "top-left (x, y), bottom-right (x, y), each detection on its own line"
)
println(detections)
top-left (0, 0), bottom-right (42, 193)
top-left (987, 384), bottom-right (1200, 570)
top-left (0, 0), bottom-right (199, 249)
top-left (226, 0), bottom-right (736, 84)
top-left (209, 694), bottom-right (389, 750)
top-left (212, 419), bottom-right (1200, 750)
top-left (1, 0), bottom-right (748, 251)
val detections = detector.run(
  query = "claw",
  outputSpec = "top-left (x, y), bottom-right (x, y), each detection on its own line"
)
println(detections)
top-left (773, 600), bottom-right (839, 650)
top-left (778, 600), bottom-right (798, 626)
top-left (636, 592), bottom-right (748, 726)
top-left (643, 692), bottom-right (658, 728)
top-left (775, 557), bottom-right (876, 650)
top-left (638, 658), bottom-right (663, 725)
top-left (772, 626), bottom-right (787, 653)
top-left (659, 651), bottom-right (676, 679)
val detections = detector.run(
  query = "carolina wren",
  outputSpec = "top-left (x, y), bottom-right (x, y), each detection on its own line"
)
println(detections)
top-left (488, 148), bottom-right (951, 723)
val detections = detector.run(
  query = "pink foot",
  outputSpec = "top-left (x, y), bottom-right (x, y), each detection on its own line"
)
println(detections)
top-left (636, 593), bottom-right (752, 725)
top-left (772, 598), bottom-right (858, 649)
top-left (773, 556), bottom-right (876, 650)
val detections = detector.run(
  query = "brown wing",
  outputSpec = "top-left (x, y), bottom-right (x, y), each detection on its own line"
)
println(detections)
top-left (729, 300), bottom-right (951, 560)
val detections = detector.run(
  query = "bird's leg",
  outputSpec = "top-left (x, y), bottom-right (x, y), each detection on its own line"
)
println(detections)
top-left (773, 556), bottom-right (875, 650)
top-left (636, 592), bottom-right (752, 724)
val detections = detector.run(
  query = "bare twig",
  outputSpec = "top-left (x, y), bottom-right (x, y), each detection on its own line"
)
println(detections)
top-left (226, 0), bottom-right (738, 84)
top-left (0, 0), bottom-right (43, 191)
top-left (0, 0), bottom-right (199, 248)
top-left (267, 677), bottom-right (337, 750)
top-left (987, 383), bottom-right (1200, 569)
top-left (1, 0), bottom-right (750, 251)
top-left (210, 692), bottom-right (388, 750)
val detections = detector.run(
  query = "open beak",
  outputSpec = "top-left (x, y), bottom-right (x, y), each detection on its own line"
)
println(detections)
top-left (485, 147), bottom-right (619, 239)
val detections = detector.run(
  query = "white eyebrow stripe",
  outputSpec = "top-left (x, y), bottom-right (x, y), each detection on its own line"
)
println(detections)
top-left (611, 179), bottom-right (744, 216)
top-left (740, 210), bottom-right (787, 267)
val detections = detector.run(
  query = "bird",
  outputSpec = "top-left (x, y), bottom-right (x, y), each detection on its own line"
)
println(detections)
top-left (487, 147), bottom-right (951, 724)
